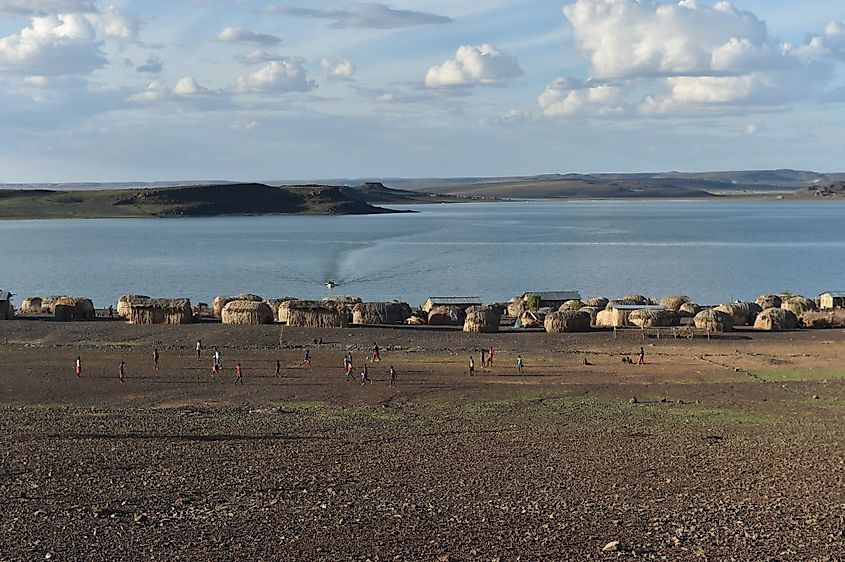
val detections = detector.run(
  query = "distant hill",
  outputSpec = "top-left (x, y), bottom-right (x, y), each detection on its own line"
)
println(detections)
top-left (0, 184), bottom-right (408, 220)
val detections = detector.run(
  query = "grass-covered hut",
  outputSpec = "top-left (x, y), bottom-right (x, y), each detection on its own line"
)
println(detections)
top-left (679, 302), bottom-right (701, 317)
top-left (285, 302), bottom-right (349, 328)
top-left (596, 308), bottom-right (629, 328)
top-left (117, 294), bottom-right (150, 319)
top-left (127, 298), bottom-right (193, 325)
top-left (559, 300), bottom-right (584, 311)
top-left (781, 296), bottom-right (817, 316)
top-left (659, 295), bottom-right (691, 312)
top-left (628, 309), bottom-right (678, 328)
top-left (507, 298), bottom-right (526, 318)
top-left (213, 294), bottom-right (262, 318)
top-left (463, 306), bottom-right (502, 333)
top-left (39, 296), bottom-right (65, 315)
top-left (693, 309), bottom-right (734, 332)
top-left (352, 302), bottom-right (412, 325)
top-left (799, 310), bottom-right (845, 329)
top-left (54, 297), bottom-right (95, 322)
top-left (19, 297), bottom-right (42, 314)
top-left (755, 295), bottom-right (782, 310)
top-left (714, 302), bottom-right (762, 327)
top-left (584, 297), bottom-right (609, 309)
top-left (323, 296), bottom-right (363, 306)
top-left (754, 308), bottom-right (798, 331)
top-left (221, 300), bottom-right (275, 325)
top-left (544, 310), bottom-right (591, 333)
top-left (428, 305), bottom-right (467, 326)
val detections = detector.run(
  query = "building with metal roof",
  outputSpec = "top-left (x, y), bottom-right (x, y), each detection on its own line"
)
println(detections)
top-left (422, 297), bottom-right (482, 313)
top-left (820, 291), bottom-right (845, 310)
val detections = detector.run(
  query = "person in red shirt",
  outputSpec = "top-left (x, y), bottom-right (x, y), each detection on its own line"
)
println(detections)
top-left (118, 361), bottom-right (126, 383)
top-left (152, 348), bottom-right (159, 370)
top-left (75, 356), bottom-right (82, 378)
top-left (488, 347), bottom-right (495, 368)
top-left (234, 362), bottom-right (243, 385)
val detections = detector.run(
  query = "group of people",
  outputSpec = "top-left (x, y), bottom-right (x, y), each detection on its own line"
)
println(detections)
top-left (342, 347), bottom-right (396, 386)
top-left (469, 347), bottom-right (523, 375)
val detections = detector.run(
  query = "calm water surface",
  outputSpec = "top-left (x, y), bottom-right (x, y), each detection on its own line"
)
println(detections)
top-left (1, 200), bottom-right (844, 307)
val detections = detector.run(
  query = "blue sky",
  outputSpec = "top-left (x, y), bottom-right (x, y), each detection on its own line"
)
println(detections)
top-left (0, 0), bottom-right (844, 182)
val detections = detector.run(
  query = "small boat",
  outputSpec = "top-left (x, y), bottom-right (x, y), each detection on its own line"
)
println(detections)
top-left (325, 281), bottom-right (337, 289)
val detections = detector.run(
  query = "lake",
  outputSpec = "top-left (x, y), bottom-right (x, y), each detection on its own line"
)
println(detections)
top-left (1, 200), bottom-right (844, 308)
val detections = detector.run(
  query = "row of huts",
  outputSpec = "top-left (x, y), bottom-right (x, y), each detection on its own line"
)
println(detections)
top-left (2, 289), bottom-right (845, 333)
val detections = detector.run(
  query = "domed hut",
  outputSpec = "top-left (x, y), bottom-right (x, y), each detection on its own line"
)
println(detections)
top-left (679, 303), bottom-right (701, 317)
top-left (715, 302), bottom-right (762, 326)
top-left (544, 310), bottom-right (591, 333)
top-left (559, 300), bottom-right (584, 311)
top-left (756, 295), bottom-right (782, 310)
top-left (19, 297), bottom-right (43, 314)
top-left (621, 294), bottom-right (654, 305)
top-left (285, 302), bottom-right (349, 328)
top-left (507, 298), bottom-right (526, 318)
top-left (117, 294), bottom-right (150, 319)
top-left (782, 296), bottom-right (817, 316)
top-left (693, 309), bottom-right (734, 332)
top-left (221, 300), bottom-right (275, 325)
top-left (323, 296), bottom-right (363, 306)
top-left (578, 306), bottom-right (599, 325)
top-left (213, 294), bottom-right (263, 319)
top-left (54, 297), bottom-right (95, 322)
top-left (629, 309), bottom-right (678, 328)
top-left (127, 298), bottom-right (193, 325)
top-left (799, 310), bottom-right (845, 329)
top-left (584, 297), bottom-right (609, 309)
top-left (353, 302), bottom-right (413, 325)
top-left (39, 296), bottom-right (65, 315)
top-left (596, 308), bottom-right (630, 328)
top-left (659, 295), bottom-right (691, 312)
top-left (463, 306), bottom-right (503, 333)
top-left (428, 305), bottom-right (468, 326)
top-left (754, 308), bottom-right (799, 331)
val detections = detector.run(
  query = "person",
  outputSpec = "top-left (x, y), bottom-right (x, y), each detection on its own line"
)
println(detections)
top-left (118, 361), bottom-right (126, 383)
top-left (516, 355), bottom-right (524, 374)
top-left (389, 365), bottom-right (397, 388)
top-left (213, 347), bottom-right (221, 368)
top-left (346, 360), bottom-right (354, 382)
top-left (302, 349), bottom-right (311, 367)
top-left (480, 348), bottom-right (487, 368)
top-left (275, 359), bottom-right (281, 377)
top-left (152, 348), bottom-right (159, 370)
top-left (637, 346), bottom-right (645, 366)
top-left (234, 362), bottom-right (243, 385)
top-left (360, 364), bottom-right (371, 385)
top-left (212, 361), bottom-right (220, 378)
top-left (469, 356), bottom-right (475, 376)
top-left (196, 340), bottom-right (202, 360)
top-left (372, 343), bottom-right (381, 363)
top-left (488, 347), bottom-right (495, 368)
top-left (108, 305), bottom-right (113, 318)
top-left (75, 356), bottom-right (82, 378)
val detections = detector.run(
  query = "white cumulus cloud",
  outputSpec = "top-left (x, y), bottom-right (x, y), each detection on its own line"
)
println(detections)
top-left (538, 77), bottom-right (626, 118)
top-left (211, 27), bottom-right (281, 46)
top-left (320, 56), bottom-right (355, 79)
top-left (425, 44), bottom-right (523, 88)
top-left (235, 59), bottom-right (315, 93)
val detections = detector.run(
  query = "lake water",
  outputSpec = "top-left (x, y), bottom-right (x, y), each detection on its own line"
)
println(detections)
top-left (1, 200), bottom-right (844, 308)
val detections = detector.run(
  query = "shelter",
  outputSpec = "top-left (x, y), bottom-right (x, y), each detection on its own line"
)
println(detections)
top-left (20, 297), bottom-right (43, 314)
top-left (127, 298), bottom-right (193, 325)
top-left (285, 302), bottom-right (349, 328)
top-left (820, 291), bottom-right (845, 310)
top-left (422, 297), bottom-right (482, 314)
top-left (221, 300), bottom-right (274, 325)
top-left (0, 290), bottom-right (13, 320)
top-left (463, 306), bottom-right (502, 333)
top-left (54, 297), bottom-right (95, 322)
top-left (521, 291), bottom-right (581, 310)
top-left (352, 302), bottom-right (412, 325)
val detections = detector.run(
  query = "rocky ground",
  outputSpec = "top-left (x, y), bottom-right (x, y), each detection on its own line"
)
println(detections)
top-left (0, 320), bottom-right (843, 561)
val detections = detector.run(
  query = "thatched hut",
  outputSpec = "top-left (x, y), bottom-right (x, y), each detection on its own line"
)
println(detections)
top-left (679, 303), bottom-right (701, 317)
top-left (54, 297), bottom-right (95, 322)
top-left (714, 302), bottom-right (762, 327)
top-left (0, 291), bottom-right (13, 320)
top-left (117, 294), bottom-right (150, 319)
top-left (463, 306), bottom-right (503, 333)
top-left (428, 305), bottom-right (467, 326)
top-left (782, 296), bottom-right (817, 316)
top-left (323, 296), bottom-right (363, 306)
top-left (800, 310), bottom-right (845, 329)
top-left (544, 310), bottom-right (591, 333)
top-left (693, 309), bottom-right (734, 332)
top-left (423, 297), bottom-right (482, 314)
top-left (19, 297), bottom-right (43, 314)
top-left (213, 296), bottom-right (233, 319)
top-left (621, 294), bottom-right (654, 305)
top-left (507, 298), bottom-right (526, 318)
top-left (559, 300), bottom-right (584, 311)
top-left (39, 296), bottom-right (65, 315)
top-left (595, 308), bottom-right (630, 328)
top-left (584, 297), bottom-right (609, 309)
top-left (659, 295), bottom-right (691, 312)
top-left (578, 306), bottom-right (599, 325)
top-left (754, 308), bottom-right (798, 331)
top-left (127, 298), bottom-right (193, 325)
top-left (628, 309), bottom-right (678, 328)
top-left (285, 302), bottom-right (349, 328)
top-left (221, 300), bottom-right (275, 325)
top-left (755, 295), bottom-right (782, 310)
top-left (353, 302), bottom-right (413, 325)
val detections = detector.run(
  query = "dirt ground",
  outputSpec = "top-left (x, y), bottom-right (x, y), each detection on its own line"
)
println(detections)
top-left (1, 319), bottom-right (844, 561)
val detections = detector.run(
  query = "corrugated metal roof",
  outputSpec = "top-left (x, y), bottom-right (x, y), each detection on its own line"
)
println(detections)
top-left (524, 291), bottom-right (581, 301)
top-left (0, 290), bottom-right (11, 301)
top-left (427, 297), bottom-right (482, 305)
top-left (822, 291), bottom-right (845, 298)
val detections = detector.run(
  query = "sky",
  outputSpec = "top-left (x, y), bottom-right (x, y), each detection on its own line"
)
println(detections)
top-left (1, 0), bottom-right (844, 182)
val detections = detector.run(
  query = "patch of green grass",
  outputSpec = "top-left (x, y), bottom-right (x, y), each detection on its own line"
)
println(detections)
top-left (754, 368), bottom-right (845, 382)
